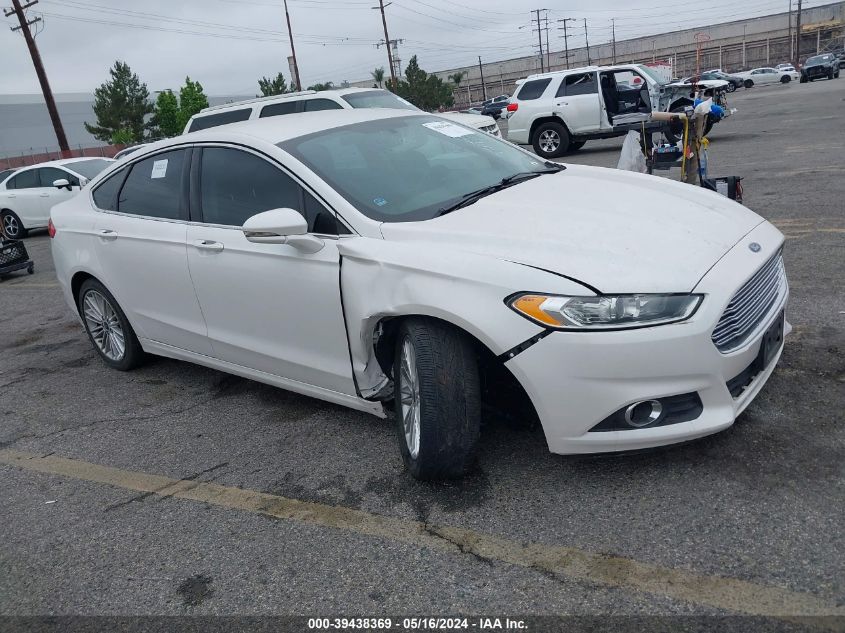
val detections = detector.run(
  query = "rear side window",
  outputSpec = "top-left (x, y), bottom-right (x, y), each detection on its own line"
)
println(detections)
top-left (260, 101), bottom-right (299, 118)
top-left (118, 150), bottom-right (187, 219)
top-left (303, 98), bottom-right (343, 112)
top-left (6, 169), bottom-right (38, 189)
top-left (557, 73), bottom-right (597, 97)
top-left (188, 109), bottom-right (251, 132)
top-left (92, 167), bottom-right (127, 211)
top-left (517, 78), bottom-right (552, 100)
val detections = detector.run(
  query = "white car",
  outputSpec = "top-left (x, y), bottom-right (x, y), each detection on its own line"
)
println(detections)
top-left (1, 157), bottom-right (114, 239)
top-left (734, 67), bottom-right (800, 87)
top-left (184, 87), bottom-right (501, 138)
top-left (50, 109), bottom-right (789, 480)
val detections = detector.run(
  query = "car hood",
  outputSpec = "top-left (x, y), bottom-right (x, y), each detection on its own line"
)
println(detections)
top-left (436, 111), bottom-right (497, 129)
top-left (379, 165), bottom-right (765, 293)
top-left (665, 79), bottom-right (728, 90)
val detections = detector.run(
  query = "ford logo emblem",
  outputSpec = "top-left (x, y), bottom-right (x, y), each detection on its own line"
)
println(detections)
top-left (749, 242), bottom-right (762, 253)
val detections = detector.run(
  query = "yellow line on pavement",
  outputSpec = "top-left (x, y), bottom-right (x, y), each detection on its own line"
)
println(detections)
top-left (2, 448), bottom-right (843, 621)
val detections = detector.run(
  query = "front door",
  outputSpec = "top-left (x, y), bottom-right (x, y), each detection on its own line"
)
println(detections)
top-left (91, 147), bottom-right (213, 355)
top-left (554, 71), bottom-right (601, 133)
top-left (37, 167), bottom-right (81, 219)
top-left (185, 145), bottom-right (356, 395)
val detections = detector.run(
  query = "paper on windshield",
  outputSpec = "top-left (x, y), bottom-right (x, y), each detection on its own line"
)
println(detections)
top-left (150, 160), bottom-right (168, 179)
top-left (422, 121), bottom-right (474, 138)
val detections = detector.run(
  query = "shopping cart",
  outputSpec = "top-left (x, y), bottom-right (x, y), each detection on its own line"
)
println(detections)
top-left (0, 239), bottom-right (34, 279)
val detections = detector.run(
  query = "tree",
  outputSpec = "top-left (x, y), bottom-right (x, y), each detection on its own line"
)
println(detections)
top-left (391, 56), bottom-right (454, 111)
top-left (258, 72), bottom-right (292, 96)
top-left (178, 77), bottom-right (209, 130)
top-left (85, 61), bottom-right (153, 144)
top-left (307, 81), bottom-right (334, 91)
top-left (371, 67), bottom-right (386, 88)
top-left (148, 90), bottom-right (181, 138)
top-left (448, 72), bottom-right (469, 106)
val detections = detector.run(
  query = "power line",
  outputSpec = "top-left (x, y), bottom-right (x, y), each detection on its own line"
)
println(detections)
top-left (5, 0), bottom-right (68, 155)
top-left (557, 17), bottom-right (576, 69)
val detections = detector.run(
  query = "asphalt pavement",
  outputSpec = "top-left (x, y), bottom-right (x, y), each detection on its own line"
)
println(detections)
top-left (1, 78), bottom-right (843, 627)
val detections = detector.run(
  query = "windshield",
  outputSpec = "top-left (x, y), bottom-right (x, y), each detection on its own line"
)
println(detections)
top-left (341, 90), bottom-right (418, 111)
top-left (280, 115), bottom-right (554, 222)
top-left (68, 159), bottom-right (113, 179)
top-left (805, 55), bottom-right (832, 66)
top-left (637, 65), bottom-right (664, 84)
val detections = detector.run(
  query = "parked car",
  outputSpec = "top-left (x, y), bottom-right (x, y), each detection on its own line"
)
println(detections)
top-left (800, 54), bottom-right (840, 82)
top-left (734, 67), bottom-right (800, 87)
top-left (0, 168), bottom-right (17, 182)
top-left (1, 157), bottom-right (114, 239)
top-left (695, 71), bottom-right (743, 92)
top-left (775, 63), bottom-right (793, 70)
top-left (506, 63), bottom-right (731, 158)
top-left (480, 94), bottom-right (510, 119)
top-left (184, 87), bottom-right (501, 138)
top-left (50, 109), bottom-right (789, 479)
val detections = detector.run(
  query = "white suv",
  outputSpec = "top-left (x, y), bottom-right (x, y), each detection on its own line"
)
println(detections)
top-left (185, 87), bottom-right (501, 137)
top-left (506, 64), bottom-right (729, 158)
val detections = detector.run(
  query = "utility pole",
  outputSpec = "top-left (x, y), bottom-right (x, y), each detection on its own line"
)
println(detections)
top-left (558, 18), bottom-right (575, 69)
top-left (788, 0), bottom-right (793, 62)
top-left (794, 0), bottom-right (802, 67)
top-left (543, 13), bottom-right (551, 71)
top-left (742, 24), bottom-right (747, 69)
top-left (584, 19), bottom-right (591, 65)
top-left (477, 56), bottom-right (487, 101)
top-left (611, 19), bottom-right (617, 64)
top-left (374, 0), bottom-right (396, 88)
top-left (5, 0), bottom-right (69, 155)
top-left (532, 9), bottom-right (546, 73)
top-left (282, 0), bottom-right (302, 90)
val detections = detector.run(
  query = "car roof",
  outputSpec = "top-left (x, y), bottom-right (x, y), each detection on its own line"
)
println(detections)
top-left (195, 87), bottom-right (389, 115)
top-left (178, 108), bottom-right (429, 147)
top-left (13, 156), bottom-right (115, 172)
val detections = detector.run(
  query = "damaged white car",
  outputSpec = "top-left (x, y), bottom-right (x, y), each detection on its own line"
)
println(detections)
top-left (50, 109), bottom-right (789, 480)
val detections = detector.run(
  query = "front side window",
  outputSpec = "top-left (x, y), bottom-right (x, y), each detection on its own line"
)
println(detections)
top-left (280, 115), bottom-right (554, 223)
top-left (38, 167), bottom-right (78, 188)
top-left (558, 72), bottom-right (597, 97)
top-left (118, 149), bottom-right (187, 219)
top-left (341, 90), bottom-right (417, 111)
top-left (6, 169), bottom-right (39, 190)
top-left (188, 109), bottom-right (251, 132)
top-left (260, 101), bottom-right (299, 117)
top-left (517, 78), bottom-right (552, 100)
top-left (303, 99), bottom-right (343, 112)
top-left (92, 167), bottom-right (127, 211)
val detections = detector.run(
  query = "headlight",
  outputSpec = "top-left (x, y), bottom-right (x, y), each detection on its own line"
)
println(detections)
top-left (508, 293), bottom-right (703, 330)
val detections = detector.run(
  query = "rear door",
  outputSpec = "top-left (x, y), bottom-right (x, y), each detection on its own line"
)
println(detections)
top-left (185, 144), bottom-right (356, 394)
top-left (91, 147), bottom-right (213, 354)
top-left (554, 71), bottom-right (600, 133)
top-left (2, 168), bottom-right (45, 229)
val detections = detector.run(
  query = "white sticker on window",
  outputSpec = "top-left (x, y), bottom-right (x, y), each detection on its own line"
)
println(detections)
top-left (422, 121), bottom-right (474, 138)
top-left (150, 159), bottom-right (168, 179)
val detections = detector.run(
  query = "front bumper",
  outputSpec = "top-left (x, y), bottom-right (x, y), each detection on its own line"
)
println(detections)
top-left (505, 221), bottom-right (789, 454)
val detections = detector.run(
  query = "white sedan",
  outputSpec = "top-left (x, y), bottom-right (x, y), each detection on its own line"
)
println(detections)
top-left (735, 67), bottom-right (800, 87)
top-left (1, 157), bottom-right (114, 239)
top-left (50, 109), bottom-right (789, 480)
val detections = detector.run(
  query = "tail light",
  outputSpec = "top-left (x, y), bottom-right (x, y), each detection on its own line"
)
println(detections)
top-left (48, 218), bottom-right (56, 238)
top-left (506, 103), bottom-right (518, 112)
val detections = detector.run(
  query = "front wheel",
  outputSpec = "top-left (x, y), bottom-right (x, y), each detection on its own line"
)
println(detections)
top-left (532, 121), bottom-right (570, 158)
top-left (800, 75), bottom-right (808, 83)
top-left (744, 79), bottom-right (754, 89)
top-left (1, 210), bottom-right (26, 239)
top-left (726, 82), bottom-right (736, 93)
top-left (393, 318), bottom-right (480, 480)
top-left (780, 75), bottom-right (791, 83)
top-left (78, 278), bottom-right (145, 371)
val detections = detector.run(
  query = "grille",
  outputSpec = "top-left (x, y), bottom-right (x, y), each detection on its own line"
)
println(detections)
top-left (0, 240), bottom-right (28, 267)
top-left (712, 252), bottom-right (786, 352)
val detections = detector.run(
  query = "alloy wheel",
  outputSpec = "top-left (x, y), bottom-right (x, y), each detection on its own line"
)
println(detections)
top-left (83, 290), bottom-right (126, 361)
top-left (3, 214), bottom-right (19, 238)
top-left (398, 337), bottom-right (421, 459)
top-left (539, 130), bottom-right (560, 154)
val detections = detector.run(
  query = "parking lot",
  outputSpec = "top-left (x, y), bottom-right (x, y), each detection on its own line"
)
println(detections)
top-left (1, 78), bottom-right (843, 625)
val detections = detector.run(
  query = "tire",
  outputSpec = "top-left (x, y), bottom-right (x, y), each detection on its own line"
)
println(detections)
top-left (568, 140), bottom-right (586, 152)
top-left (393, 317), bottom-right (480, 481)
top-left (726, 82), bottom-right (736, 93)
top-left (800, 75), bottom-right (808, 83)
top-left (829, 70), bottom-right (835, 80)
top-left (744, 79), bottom-right (754, 88)
top-left (1, 210), bottom-right (26, 239)
top-left (835, 71), bottom-right (840, 79)
top-left (780, 75), bottom-right (790, 83)
top-left (77, 278), bottom-right (145, 371)
top-left (532, 121), bottom-right (570, 158)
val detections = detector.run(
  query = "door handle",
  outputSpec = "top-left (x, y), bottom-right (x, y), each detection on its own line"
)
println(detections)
top-left (7, 194), bottom-right (15, 198)
top-left (98, 229), bottom-right (118, 241)
top-left (40, 192), bottom-right (50, 197)
top-left (556, 101), bottom-right (569, 106)
top-left (192, 239), bottom-right (224, 253)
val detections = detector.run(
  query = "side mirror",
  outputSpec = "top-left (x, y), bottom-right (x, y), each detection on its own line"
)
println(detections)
top-left (53, 178), bottom-right (72, 191)
top-left (242, 208), bottom-right (324, 254)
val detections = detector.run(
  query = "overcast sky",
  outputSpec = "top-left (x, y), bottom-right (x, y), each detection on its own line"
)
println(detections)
top-left (0, 0), bottom-right (829, 96)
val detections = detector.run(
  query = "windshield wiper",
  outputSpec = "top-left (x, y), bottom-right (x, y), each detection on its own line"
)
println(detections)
top-left (437, 166), bottom-right (564, 217)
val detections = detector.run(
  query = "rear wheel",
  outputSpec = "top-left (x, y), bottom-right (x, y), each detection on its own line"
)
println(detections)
top-left (393, 318), bottom-right (480, 480)
top-left (532, 121), bottom-right (570, 158)
top-left (744, 79), bottom-right (754, 88)
top-left (780, 75), bottom-right (791, 83)
top-left (78, 278), bottom-right (145, 371)
top-left (1, 210), bottom-right (26, 239)
top-left (726, 82), bottom-right (736, 93)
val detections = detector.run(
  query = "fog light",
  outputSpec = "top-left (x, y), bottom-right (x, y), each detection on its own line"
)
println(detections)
top-left (624, 400), bottom-right (664, 428)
